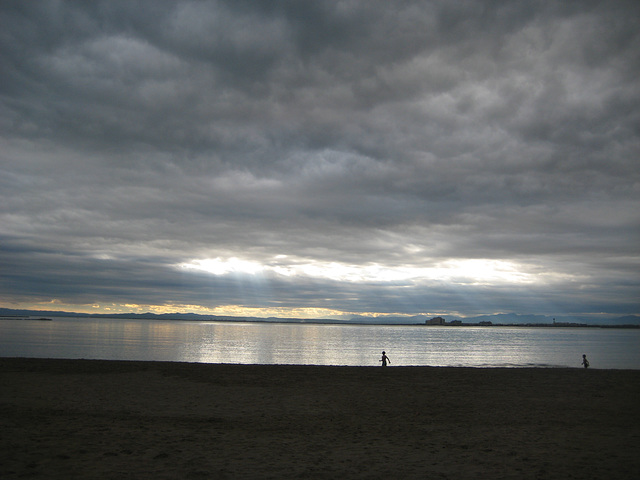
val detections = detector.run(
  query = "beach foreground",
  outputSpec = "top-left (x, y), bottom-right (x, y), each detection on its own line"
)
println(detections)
top-left (1, 358), bottom-right (639, 479)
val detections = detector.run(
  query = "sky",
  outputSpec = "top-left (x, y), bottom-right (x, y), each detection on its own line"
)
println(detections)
top-left (1, 0), bottom-right (639, 320)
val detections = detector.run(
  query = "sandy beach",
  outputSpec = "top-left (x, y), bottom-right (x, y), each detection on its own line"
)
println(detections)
top-left (1, 358), bottom-right (639, 479)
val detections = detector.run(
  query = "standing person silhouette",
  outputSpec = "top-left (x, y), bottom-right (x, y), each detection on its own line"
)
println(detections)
top-left (582, 354), bottom-right (590, 368)
top-left (380, 351), bottom-right (390, 367)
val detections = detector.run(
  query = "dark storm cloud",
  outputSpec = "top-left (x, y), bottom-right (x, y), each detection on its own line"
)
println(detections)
top-left (1, 1), bottom-right (639, 317)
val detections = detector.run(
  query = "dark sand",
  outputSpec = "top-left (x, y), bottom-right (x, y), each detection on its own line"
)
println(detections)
top-left (1, 358), bottom-right (639, 479)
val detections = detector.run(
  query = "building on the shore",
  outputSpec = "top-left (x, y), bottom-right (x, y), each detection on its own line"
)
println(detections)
top-left (425, 316), bottom-right (446, 325)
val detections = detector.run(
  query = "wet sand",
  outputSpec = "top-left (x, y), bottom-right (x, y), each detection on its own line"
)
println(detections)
top-left (1, 358), bottom-right (639, 479)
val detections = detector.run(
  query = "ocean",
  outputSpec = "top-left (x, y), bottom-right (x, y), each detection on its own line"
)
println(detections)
top-left (1, 316), bottom-right (639, 369)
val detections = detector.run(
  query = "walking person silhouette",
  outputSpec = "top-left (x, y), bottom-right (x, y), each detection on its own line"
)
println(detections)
top-left (380, 351), bottom-right (390, 367)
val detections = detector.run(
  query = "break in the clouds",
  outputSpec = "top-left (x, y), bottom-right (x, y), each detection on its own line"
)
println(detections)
top-left (1, 0), bottom-right (639, 319)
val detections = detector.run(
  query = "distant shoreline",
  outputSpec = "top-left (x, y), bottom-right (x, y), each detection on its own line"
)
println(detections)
top-left (2, 314), bottom-right (639, 328)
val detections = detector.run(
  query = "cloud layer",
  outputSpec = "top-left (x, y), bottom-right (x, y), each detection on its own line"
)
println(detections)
top-left (1, 1), bottom-right (639, 318)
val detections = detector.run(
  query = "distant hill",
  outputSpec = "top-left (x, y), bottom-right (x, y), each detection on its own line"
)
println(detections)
top-left (0, 308), bottom-right (242, 322)
top-left (1, 308), bottom-right (639, 326)
top-left (0, 308), bottom-right (342, 324)
top-left (458, 313), bottom-right (551, 325)
top-left (609, 315), bottom-right (640, 325)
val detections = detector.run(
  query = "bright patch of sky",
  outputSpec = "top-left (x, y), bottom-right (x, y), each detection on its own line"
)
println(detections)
top-left (180, 257), bottom-right (538, 285)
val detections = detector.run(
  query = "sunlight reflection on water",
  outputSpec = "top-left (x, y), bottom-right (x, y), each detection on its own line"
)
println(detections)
top-left (1, 318), bottom-right (639, 369)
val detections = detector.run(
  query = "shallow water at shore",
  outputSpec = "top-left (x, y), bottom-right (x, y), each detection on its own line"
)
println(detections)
top-left (2, 317), bottom-right (639, 368)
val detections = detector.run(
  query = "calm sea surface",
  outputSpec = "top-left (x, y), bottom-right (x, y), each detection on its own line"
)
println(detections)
top-left (1, 317), bottom-right (639, 369)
